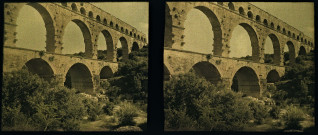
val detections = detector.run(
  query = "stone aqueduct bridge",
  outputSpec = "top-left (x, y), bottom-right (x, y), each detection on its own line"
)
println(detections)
top-left (3, 2), bottom-right (147, 92)
top-left (164, 2), bottom-right (314, 97)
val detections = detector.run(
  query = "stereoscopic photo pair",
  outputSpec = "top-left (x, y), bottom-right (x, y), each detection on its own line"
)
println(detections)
top-left (2, 1), bottom-right (315, 132)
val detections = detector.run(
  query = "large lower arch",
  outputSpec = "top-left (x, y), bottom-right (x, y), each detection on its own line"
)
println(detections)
top-left (23, 58), bottom-right (54, 82)
top-left (188, 6), bottom-right (223, 55)
top-left (285, 41), bottom-right (296, 63)
top-left (230, 23), bottom-right (259, 62)
top-left (64, 63), bottom-right (93, 92)
top-left (100, 66), bottom-right (113, 79)
top-left (118, 37), bottom-right (129, 59)
top-left (267, 70), bottom-right (280, 83)
top-left (16, 3), bottom-right (55, 52)
top-left (100, 30), bottom-right (114, 61)
top-left (299, 46), bottom-right (306, 56)
top-left (64, 19), bottom-right (92, 58)
top-left (231, 66), bottom-right (260, 97)
top-left (132, 42), bottom-right (139, 52)
top-left (266, 34), bottom-right (281, 65)
top-left (191, 61), bottom-right (221, 85)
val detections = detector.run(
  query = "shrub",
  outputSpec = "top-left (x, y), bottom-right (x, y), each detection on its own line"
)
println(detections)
top-left (103, 101), bottom-right (115, 115)
top-left (115, 101), bottom-right (139, 126)
top-left (248, 101), bottom-right (269, 124)
top-left (81, 96), bottom-right (103, 121)
top-left (282, 105), bottom-right (305, 130)
top-left (164, 109), bottom-right (196, 130)
top-left (164, 72), bottom-right (253, 131)
top-left (270, 105), bottom-right (281, 119)
top-left (2, 70), bottom-right (86, 131)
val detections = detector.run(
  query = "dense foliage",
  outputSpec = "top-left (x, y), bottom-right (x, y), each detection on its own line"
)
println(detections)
top-left (275, 51), bottom-right (314, 106)
top-left (164, 72), bottom-right (253, 131)
top-left (2, 70), bottom-right (86, 131)
top-left (108, 46), bottom-right (148, 102)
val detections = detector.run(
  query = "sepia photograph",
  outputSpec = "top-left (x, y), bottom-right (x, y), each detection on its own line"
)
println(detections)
top-left (164, 2), bottom-right (315, 132)
top-left (2, 2), bottom-right (148, 131)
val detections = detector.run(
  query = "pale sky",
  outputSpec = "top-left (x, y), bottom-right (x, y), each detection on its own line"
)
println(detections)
top-left (182, 2), bottom-right (314, 58)
top-left (15, 2), bottom-right (148, 54)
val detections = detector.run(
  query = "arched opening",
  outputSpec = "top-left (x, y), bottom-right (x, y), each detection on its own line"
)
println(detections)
top-left (288, 31), bottom-right (291, 37)
top-left (267, 70), bottom-right (280, 83)
top-left (292, 33), bottom-right (295, 39)
top-left (229, 23), bottom-right (259, 61)
top-left (164, 64), bottom-right (171, 81)
top-left (256, 15), bottom-right (260, 22)
top-left (301, 38), bottom-right (303, 42)
top-left (297, 36), bottom-right (299, 40)
top-left (96, 15), bottom-right (101, 22)
top-left (228, 2), bottom-right (235, 10)
top-left (15, 3), bottom-right (55, 52)
top-left (63, 19), bottom-right (91, 57)
top-left (100, 66), bottom-right (113, 79)
top-left (80, 7), bottom-right (86, 15)
top-left (24, 58), bottom-right (54, 82)
top-left (183, 6), bottom-right (222, 55)
top-left (130, 32), bottom-right (133, 36)
top-left (64, 63), bottom-right (93, 92)
top-left (132, 42), bottom-right (139, 52)
top-left (116, 24), bottom-right (119, 30)
top-left (277, 25), bottom-right (281, 31)
top-left (97, 30), bottom-right (114, 61)
top-left (247, 11), bottom-right (253, 19)
top-left (117, 37), bottom-right (128, 60)
top-left (134, 33), bottom-right (136, 38)
top-left (137, 35), bottom-right (140, 40)
top-left (110, 21), bottom-right (113, 27)
top-left (283, 28), bottom-right (286, 34)
top-left (305, 39), bottom-right (307, 44)
top-left (88, 11), bottom-right (93, 18)
top-left (284, 41), bottom-right (295, 65)
top-left (191, 61), bottom-right (221, 85)
top-left (239, 7), bottom-right (245, 15)
top-left (71, 3), bottom-right (77, 11)
top-left (125, 29), bottom-right (128, 34)
top-left (103, 18), bottom-right (107, 24)
top-left (299, 46), bottom-right (306, 55)
top-left (121, 27), bottom-right (124, 32)
top-left (264, 34), bottom-right (281, 65)
top-left (270, 22), bottom-right (274, 28)
top-left (263, 19), bottom-right (268, 26)
top-left (231, 66), bottom-right (260, 97)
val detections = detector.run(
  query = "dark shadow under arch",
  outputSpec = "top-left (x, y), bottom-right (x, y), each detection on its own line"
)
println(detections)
top-left (64, 63), bottom-right (93, 92)
top-left (100, 66), bottom-right (113, 79)
top-left (119, 37), bottom-right (129, 59)
top-left (24, 58), bottom-right (54, 82)
top-left (267, 70), bottom-right (280, 83)
top-left (132, 42), bottom-right (139, 52)
top-left (100, 30), bottom-right (114, 61)
top-left (231, 66), bottom-right (260, 97)
top-left (191, 61), bottom-right (221, 85)
top-left (299, 46), bottom-right (306, 56)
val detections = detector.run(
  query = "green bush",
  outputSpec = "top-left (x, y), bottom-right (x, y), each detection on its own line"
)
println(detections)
top-left (248, 101), bottom-right (269, 124)
top-left (270, 105), bottom-right (281, 119)
top-left (103, 101), bottom-right (115, 115)
top-left (283, 105), bottom-right (305, 130)
top-left (2, 70), bottom-right (86, 131)
top-left (164, 109), bottom-right (196, 130)
top-left (164, 72), bottom-right (253, 131)
top-left (115, 101), bottom-right (139, 126)
top-left (81, 97), bottom-right (103, 121)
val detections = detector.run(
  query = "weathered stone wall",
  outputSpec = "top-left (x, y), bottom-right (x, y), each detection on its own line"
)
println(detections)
top-left (3, 46), bottom-right (118, 92)
top-left (165, 2), bottom-right (314, 66)
top-left (4, 2), bottom-right (147, 62)
top-left (164, 48), bottom-right (285, 97)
